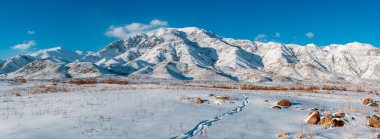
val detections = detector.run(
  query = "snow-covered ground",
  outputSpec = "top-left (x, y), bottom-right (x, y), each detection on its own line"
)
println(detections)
top-left (0, 81), bottom-right (379, 139)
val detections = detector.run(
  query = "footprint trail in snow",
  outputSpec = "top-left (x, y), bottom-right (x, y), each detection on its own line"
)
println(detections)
top-left (171, 95), bottom-right (250, 139)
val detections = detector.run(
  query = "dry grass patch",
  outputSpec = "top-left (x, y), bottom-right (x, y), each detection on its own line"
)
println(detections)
top-left (15, 92), bottom-right (21, 97)
top-left (239, 84), bottom-right (349, 92)
top-left (69, 79), bottom-right (98, 85)
top-left (69, 79), bottom-right (129, 85)
top-left (277, 130), bottom-right (288, 139)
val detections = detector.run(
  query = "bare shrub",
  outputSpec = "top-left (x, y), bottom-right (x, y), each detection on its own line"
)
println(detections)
top-left (296, 128), bottom-right (306, 139)
top-left (29, 85), bottom-right (72, 94)
top-left (17, 78), bottom-right (27, 84)
top-left (69, 79), bottom-right (129, 85)
top-left (103, 79), bottom-right (129, 85)
top-left (69, 79), bottom-right (98, 85)
top-left (321, 85), bottom-right (347, 91)
top-left (355, 87), bottom-right (365, 92)
top-left (277, 130), bottom-right (288, 139)
top-left (212, 85), bottom-right (236, 90)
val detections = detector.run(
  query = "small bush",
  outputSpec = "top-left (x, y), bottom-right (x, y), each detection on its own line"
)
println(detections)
top-left (103, 79), bottom-right (129, 85)
top-left (69, 79), bottom-right (129, 85)
top-left (69, 79), bottom-right (97, 85)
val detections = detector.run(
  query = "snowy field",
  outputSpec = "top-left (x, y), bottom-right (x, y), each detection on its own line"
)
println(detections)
top-left (0, 81), bottom-right (379, 139)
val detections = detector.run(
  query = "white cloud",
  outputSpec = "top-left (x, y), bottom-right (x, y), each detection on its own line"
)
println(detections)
top-left (305, 32), bottom-right (314, 38)
top-left (11, 40), bottom-right (36, 51)
top-left (254, 34), bottom-right (267, 42)
top-left (105, 19), bottom-right (169, 39)
top-left (149, 19), bottom-right (168, 26)
top-left (27, 30), bottom-right (36, 35)
top-left (275, 32), bottom-right (281, 37)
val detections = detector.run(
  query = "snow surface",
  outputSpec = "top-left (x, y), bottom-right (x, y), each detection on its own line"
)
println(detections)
top-left (0, 81), bottom-right (379, 139)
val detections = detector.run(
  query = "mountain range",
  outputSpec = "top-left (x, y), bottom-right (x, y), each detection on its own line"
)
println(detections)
top-left (1, 27), bottom-right (379, 83)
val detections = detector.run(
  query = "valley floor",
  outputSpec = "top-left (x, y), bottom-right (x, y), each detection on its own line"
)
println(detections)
top-left (0, 81), bottom-right (379, 139)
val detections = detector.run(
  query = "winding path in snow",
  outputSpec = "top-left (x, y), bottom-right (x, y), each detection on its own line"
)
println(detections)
top-left (171, 95), bottom-right (250, 139)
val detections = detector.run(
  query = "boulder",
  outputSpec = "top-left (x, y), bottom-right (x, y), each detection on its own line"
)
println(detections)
top-left (367, 115), bottom-right (380, 128)
top-left (310, 108), bottom-right (319, 112)
top-left (214, 96), bottom-right (230, 105)
top-left (334, 112), bottom-right (345, 118)
top-left (278, 99), bottom-right (291, 107)
top-left (369, 102), bottom-right (379, 107)
top-left (331, 119), bottom-right (345, 127)
top-left (272, 105), bottom-right (282, 110)
top-left (305, 111), bottom-right (320, 124)
top-left (194, 97), bottom-right (204, 104)
top-left (215, 95), bottom-right (230, 100)
top-left (318, 114), bottom-right (333, 125)
top-left (179, 96), bottom-right (190, 101)
top-left (362, 98), bottom-right (374, 105)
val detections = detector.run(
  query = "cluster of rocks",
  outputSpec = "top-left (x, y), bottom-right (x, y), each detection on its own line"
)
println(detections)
top-left (272, 99), bottom-right (291, 109)
top-left (361, 98), bottom-right (380, 128)
top-left (271, 98), bottom-right (380, 129)
top-left (213, 95), bottom-right (231, 105)
top-left (361, 98), bottom-right (379, 107)
top-left (305, 109), bottom-right (347, 128)
top-left (180, 94), bottom-right (232, 105)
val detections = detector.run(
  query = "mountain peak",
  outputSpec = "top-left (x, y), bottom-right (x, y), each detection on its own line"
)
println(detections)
top-left (177, 27), bottom-right (203, 32)
top-left (31, 46), bottom-right (81, 61)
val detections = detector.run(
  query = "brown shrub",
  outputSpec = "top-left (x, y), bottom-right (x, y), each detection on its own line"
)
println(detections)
top-left (277, 130), bottom-right (288, 139)
top-left (29, 85), bottom-right (71, 94)
top-left (69, 79), bottom-right (129, 85)
top-left (240, 85), bottom-right (348, 92)
top-left (321, 86), bottom-right (347, 91)
top-left (355, 87), bottom-right (365, 92)
top-left (212, 85), bottom-right (236, 90)
top-left (18, 78), bottom-right (27, 83)
top-left (69, 79), bottom-right (97, 85)
top-left (103, 79), bottom-right (129, 85)
top-left (215, 95), bottom-right (230, 100)
top-left (306, 86), bottom-right (320, 92)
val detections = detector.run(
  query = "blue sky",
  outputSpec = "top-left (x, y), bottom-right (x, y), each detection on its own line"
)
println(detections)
top-left (1, 0), bottom-right (380, 59)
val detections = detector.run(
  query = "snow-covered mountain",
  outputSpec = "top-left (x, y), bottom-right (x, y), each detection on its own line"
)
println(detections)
top-left (30, 47), bottom-right (82, 62)
top-left (0, 55), bottom-right (35, 74)
top-left (1, 27), bottom-right (379, 82)
top-left (7, 58), bottom-right (108, 79)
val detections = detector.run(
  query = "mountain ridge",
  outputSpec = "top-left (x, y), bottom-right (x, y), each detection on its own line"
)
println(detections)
top-left (1, 27), bottom-right (379, 83)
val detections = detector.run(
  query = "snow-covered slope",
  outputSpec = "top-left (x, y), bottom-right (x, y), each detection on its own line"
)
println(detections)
top-left (66, 61), bottom-right (109, 78)
top-left (7, 58), bottom-right (69, 79)
top-left (0, 55), bottom-right (35, 74)
top-left (1, 27), bottom-right (379, 82)
top-left (92, 27), bottom-right (379, 82)
top-left (7, 58), bottom-right (109, 79)
top-left (31, 46), bottom-right (82, 62)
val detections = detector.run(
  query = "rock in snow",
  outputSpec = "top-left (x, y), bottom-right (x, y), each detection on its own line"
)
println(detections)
top-left (0, 27), bottom-right (380, 82)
